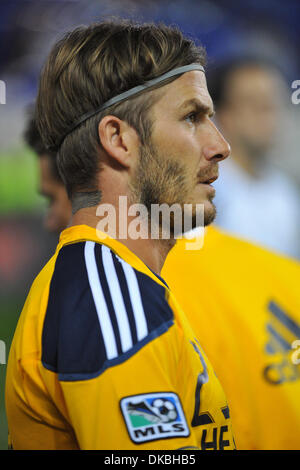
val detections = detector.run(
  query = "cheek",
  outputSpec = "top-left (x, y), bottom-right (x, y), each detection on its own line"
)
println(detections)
top-left (193, 184), bottom-right (207, 200)
top-left (155, 127), bottom-right (200, 166)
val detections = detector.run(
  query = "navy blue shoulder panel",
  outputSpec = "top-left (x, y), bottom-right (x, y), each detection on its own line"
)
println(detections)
top-left (42, 242), bottom-right (174, 381)
top-left (41, 242), bottom-right (106, 377)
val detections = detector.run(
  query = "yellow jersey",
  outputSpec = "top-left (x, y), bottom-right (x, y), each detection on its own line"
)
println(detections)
top-left (162, 225), bottom-right (300, 450)
top-left (5, 225), bottom-right (235, 450)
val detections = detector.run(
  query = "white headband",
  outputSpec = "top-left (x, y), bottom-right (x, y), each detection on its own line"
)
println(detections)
top-left (58, 63), bottom-right (205, 147)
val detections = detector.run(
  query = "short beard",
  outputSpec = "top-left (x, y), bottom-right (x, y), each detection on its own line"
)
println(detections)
top-left (129, 140), bottom-right (216, 239)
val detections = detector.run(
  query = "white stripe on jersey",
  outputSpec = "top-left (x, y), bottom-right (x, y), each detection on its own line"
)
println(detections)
top-left (84, 241), bottom-right (118, 360)
top-left (118, 259), bottom-right (148, 342)
top-left (102, 246), bottom-right (133, 353)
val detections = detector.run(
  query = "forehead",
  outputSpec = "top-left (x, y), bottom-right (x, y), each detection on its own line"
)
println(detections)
top-left (226, 66), bottom-right (284, 101)
top-left (152, 70), bottom-right (213, 116)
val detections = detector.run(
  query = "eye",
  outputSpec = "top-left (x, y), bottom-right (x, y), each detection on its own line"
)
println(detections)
top-left (185, 111), bottom-right (201, 124)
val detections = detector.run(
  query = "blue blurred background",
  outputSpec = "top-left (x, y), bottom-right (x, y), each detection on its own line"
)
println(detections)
top-left (1, 0), bottom-right (300, 449)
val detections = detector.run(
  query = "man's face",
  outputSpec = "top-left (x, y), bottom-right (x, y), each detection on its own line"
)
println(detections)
top-left (130, 70), bottom-right (230, 230)
top-left (218, 66), bottom-right (284, 156)
top-left (38, 155), bottom-right (72, 233)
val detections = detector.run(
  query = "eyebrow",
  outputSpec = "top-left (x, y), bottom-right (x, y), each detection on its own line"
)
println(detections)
top-left (179, 98), bottom-right (215, 118)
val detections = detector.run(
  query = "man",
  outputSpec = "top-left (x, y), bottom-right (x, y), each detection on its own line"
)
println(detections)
top-left (5, 20), bottom-right (234, 450)
top-left (24, 109), bottom-right (71, 233)
top-left (25, 116), bottom-right (300, 449)
top-left (210, 59), bottom-right (300, 259)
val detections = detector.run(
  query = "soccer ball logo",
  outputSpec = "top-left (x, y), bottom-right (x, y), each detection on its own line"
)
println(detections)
top-left (151, 398), bottom-right (178, 423)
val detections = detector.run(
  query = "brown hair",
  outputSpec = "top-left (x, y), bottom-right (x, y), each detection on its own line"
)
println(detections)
top-left (36, 19), bottom-right (206, 200)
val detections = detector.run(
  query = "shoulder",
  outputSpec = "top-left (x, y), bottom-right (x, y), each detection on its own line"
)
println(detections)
top-left (42, 241), bottom-right (174, 381)
top-left (165, 225), bottom-right (300, 279)
top-left (208, 226), bottom-right (300, 267)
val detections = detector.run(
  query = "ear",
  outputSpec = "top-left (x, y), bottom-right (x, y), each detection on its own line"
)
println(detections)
top-left (98, 115), bottom-right (139, 168)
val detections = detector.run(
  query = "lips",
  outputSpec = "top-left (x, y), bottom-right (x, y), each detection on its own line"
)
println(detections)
top-left (199, 175), bottom-right (218, 184)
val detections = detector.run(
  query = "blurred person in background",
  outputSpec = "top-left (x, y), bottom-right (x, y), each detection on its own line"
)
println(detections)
top-left (209, 58), bottom-right (300, 259)
top-left (23, 108), bottom-right (71, 234)
top-left (26, 104), bottom-right (300, 450)
top-left (163, 228), bottom-right (300, 450)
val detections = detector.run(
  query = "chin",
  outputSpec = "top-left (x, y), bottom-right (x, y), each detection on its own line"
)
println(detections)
top-left (182, 200), bottom-right (216, 234)
top-left (204, 212), bottom-right (216, 227)
top-left (203, 200), bottom-right (216, 227)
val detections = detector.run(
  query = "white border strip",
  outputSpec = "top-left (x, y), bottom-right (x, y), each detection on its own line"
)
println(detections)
top-left (102, 246), bottom-right (133, 353)
top-left (84, 241), bottom-right (118, 360)
top-left (119, 260), bottom-right (148, 342)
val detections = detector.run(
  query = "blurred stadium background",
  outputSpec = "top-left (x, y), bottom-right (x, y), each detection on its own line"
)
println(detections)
top-left (1, 0), bottom-right (300, 449)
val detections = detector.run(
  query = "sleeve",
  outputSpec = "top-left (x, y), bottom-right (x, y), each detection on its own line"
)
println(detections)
top-left (41, 241), bottom-right (197, 450)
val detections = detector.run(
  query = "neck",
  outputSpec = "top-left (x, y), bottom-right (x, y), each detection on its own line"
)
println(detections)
top-left (70, 204), bottom-right (175, 275)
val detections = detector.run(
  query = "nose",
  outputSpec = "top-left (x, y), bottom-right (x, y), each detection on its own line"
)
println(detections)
top-left (202, 120), bottom-right (231, 163)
